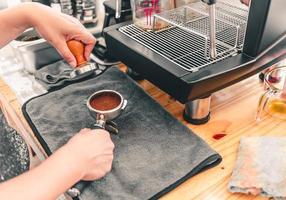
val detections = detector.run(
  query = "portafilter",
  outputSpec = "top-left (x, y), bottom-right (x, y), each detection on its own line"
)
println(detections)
top-left (87, 90), bottom-right (127, 134)
top-left (68, 90), bottom-right (127, 197)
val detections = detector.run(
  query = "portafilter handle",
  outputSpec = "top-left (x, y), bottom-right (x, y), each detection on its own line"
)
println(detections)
top-left (67, 116), bottom-right (112, 198)
top-left (68, 181), bottom-right (90, 198)
top-left (93, 118), bottom-right (119, 135)
top-left (105, 121), bottom-right (119, 135)
top-left (69, 92), bottom-right (125, 198)
top-left (94, 118), bottom-right (119, 135)
top-left (68, 122), bottom-right (119, 198)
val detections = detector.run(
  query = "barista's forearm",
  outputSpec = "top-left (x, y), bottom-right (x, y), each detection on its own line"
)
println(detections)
top-left (0, 3), bottom-right (36, 47)
top-left (0, 144), bottom-right (84, 200)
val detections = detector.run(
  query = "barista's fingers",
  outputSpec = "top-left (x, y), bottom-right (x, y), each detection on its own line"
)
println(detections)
top-left (65, 28), bottom-right (96, 61)
top-left (84, 42), bottom-right (95, 61)
top-left (79, 33), bottom-right (96, 61)
top-left (54, 40), bottom-right (77, 67)
top-left (240, 0), bottom-right (250, 6)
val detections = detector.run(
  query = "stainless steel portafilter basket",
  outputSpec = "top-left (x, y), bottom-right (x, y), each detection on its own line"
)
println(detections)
top-left (87, 90), bottom-right (128, 134)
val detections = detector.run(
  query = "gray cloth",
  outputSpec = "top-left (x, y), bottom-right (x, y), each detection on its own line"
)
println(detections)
top-left (229, 137), bottom-right (286, 200)
top-left (34, 60), bottom-right (106, 91)
top-left (23, 67), bottom-right (221, 200)
top-left (0, 110), bottom-right (29, 182)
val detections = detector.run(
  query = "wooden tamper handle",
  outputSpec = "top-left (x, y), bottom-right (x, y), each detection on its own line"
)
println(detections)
top-left (67, 40), bottom-right (87, 67)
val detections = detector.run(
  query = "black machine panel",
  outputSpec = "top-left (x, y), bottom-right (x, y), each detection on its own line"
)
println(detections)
top-left (244, 0), bottom-right (286, 57)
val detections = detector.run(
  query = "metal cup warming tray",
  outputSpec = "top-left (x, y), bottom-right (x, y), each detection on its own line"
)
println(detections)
top-left (119, 0), bottom-right (247, 72)
top-left (104, 0), bottom-right (286, 124)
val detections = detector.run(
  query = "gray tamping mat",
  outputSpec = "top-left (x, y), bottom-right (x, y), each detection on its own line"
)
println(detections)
top-left (34, 60), bottom-right (106, 91)
top-left (22, 67), bottom-right (221, 199)
top-left (0, 110), bottom-right (29, 182)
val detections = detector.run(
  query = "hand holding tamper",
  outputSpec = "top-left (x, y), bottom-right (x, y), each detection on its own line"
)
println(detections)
top-left (66, 40), bottom-right (97, 79)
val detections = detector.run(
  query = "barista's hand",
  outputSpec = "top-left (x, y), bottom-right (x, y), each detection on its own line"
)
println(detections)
top-left (0, 128), bottom-right (114, 200)
top-left (65, 128), bottom-right (115, 180)
top-left (25, 3), bottom-right (96, 67)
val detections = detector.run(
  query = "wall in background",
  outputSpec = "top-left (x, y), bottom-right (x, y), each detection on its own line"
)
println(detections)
top-left (0, 0), bottom-right (7, 9)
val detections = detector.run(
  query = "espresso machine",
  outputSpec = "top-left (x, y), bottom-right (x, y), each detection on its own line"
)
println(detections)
top-left (104, 0), bottom-right (286, 124)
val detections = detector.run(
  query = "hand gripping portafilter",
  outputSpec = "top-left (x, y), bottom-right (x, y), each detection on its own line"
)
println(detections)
top-left (68, 90), bottom-right (127, 198)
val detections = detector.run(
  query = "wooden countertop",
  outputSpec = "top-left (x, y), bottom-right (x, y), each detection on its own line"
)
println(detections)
top-left (0, 66), bottom-right (286, 200)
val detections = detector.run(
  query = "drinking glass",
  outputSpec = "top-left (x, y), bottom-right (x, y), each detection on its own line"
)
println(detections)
top-left (131, 0), bottom-right (176, 31)
top-left (256, 66), bottom-right (286, 121)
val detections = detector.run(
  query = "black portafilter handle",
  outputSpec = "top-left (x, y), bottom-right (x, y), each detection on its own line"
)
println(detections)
top-left (68, 181), bottom-right (91, 199)
top-left (201, 0), bottom-right (216, 5)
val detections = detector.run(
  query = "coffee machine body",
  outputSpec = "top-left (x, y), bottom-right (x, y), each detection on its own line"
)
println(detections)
top-left (104, 0), bottom-right (286, 124)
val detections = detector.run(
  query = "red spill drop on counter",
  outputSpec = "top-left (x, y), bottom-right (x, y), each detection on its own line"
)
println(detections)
top-left (213, 133), bottom-right (227, 140)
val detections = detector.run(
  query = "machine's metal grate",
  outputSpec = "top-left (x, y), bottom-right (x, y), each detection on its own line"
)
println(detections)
top-left (119, 24), bottom-right (236, 72)
top-left (119, 1), bottom-right (248, 72)
top-left (188, 1), bottom-right (248, 49)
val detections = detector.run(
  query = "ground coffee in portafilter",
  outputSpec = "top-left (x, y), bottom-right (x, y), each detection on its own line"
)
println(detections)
top-left (90, 92), bottom-right (121, 111)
